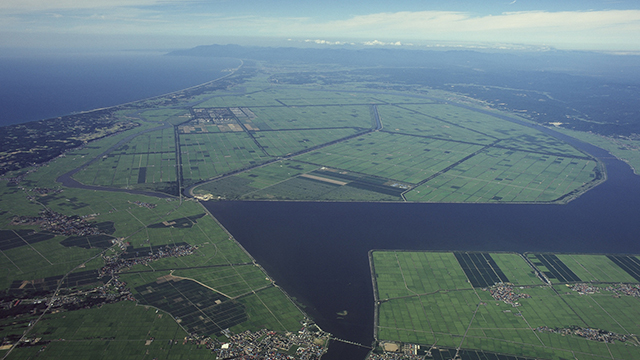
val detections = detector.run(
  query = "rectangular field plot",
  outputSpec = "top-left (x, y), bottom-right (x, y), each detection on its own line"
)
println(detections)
top-left (405, 148), bottom-right (598, 203)
top-left (247, 105), bottom-right (372, 130)
top-left (232, 286), bottom-right (305, 333)
top-left (377, 105), bottom-right (496, 145)
top-left (110, 128), bottom-right (176, 155)
top-left (73, 152), bottom-right (177, 186)
top-left (237, 175), bottom-right (404, 202)
top-left (373, 251), bottom-right (640, 360)
top-left (28, 301), bottom-right (202, 346)
top-left (73, 127), bottom-right (177, 186)
top-left (179, 132), bottom-right (271, 181)
top-left (0, 229), bottom-right (54, 251)
top-left (253, 128), bottom-right (364, 157)
top-left (138, 108), bottom-right (190, 124)
top-left (398, 103), bottom-right (550, 141)
top-left (274, 91), bottom-right (382, 106)
top-left (491, 253), bottom-right (544, 286)
top-left (296, 132), bottom-right (484, 184)
top-left (556, 254), bottom-right (639, 283)
top-left (497, 135), bottom-right (588, 158)
top-left (378, 290), bottom-right (480, 347)
top-left (240, 176), bottom-right (341, 201)
top-left (527, 254), bottom-right (581, 283)
top-left (372, 251), bottom-right (472, 301)
top-left (454, 252), bottom-right (510, 288)
top-left (193, 161), bottom-right (319, 199)
top-left (134, 277), bottom-right (247, 336)
top-left (363, 93), bottom-right (438, 105)
top-left (194, 90), bottom-right (285, 108)
top-left (606, 255), bottom-right (640, 281)
top-left (173, 265), bottom-right (272, 298)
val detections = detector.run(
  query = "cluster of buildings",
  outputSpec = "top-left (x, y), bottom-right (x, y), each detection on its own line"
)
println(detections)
top-left (568, 283), bottom-right (640, 298)
top-left (567, 283), bottom-right (600, 295)
top-left (0, 165), bottom-right (40, 184)
top-left (30, 187), bottom-right (63, 196)
top-left (536, 326), bottom-right (634, 344)
top-left (49, 277), bottom-right (134, 312)
top-left (366, 352), bottom-right (423, 360)
top-left (11, 209), bottom-right (100, 237)
top-left (99, 244), bottom-right (196, 278)
top-left (213, 327), bottom-right (328, 360)
top-left (487, 285), bottom-right (531, 306)
top-left (4, 208), bottom-right (331, 359)
top-left (367, 342), bottom-right (425, 360)
top-left (605, 283), bottom-right (640, 298)
top-left (128, 200), bottom-right (157, 209)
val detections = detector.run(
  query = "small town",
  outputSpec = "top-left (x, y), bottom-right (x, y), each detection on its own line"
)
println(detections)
top-left (99, 243), bottom-right (196, 278)
top-left (536, 325), bottom-right (637, 345)
top-left (213, 326), bottom-right (329, 360)
top-left (567, 283), bottom-right (600, 295)
top-left (605, 283), bottom-right (640, 298)
top-left (485, 284), bottom-right (531, 306)
top-left (365, 341), bottom-right (426, 360)
top-left (11, 209), bottom-right (101, 237)
top-left (1, 241), bottom-right (330, 359)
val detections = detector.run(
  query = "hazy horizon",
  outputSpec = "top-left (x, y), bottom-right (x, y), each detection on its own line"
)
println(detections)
top-left (2, 0), bottom-right (640, 52)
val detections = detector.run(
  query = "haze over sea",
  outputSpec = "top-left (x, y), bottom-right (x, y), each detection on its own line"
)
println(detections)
top-left (0, 50), bottom-right (239, 126)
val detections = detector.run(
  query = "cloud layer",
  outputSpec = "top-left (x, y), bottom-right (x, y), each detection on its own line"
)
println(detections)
top-left (2, 3), bottom-right (640, 51)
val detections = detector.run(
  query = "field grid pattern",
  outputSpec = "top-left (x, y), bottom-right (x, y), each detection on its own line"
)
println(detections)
top-left (183, 87), bottom-right (602, 203)
top-left (372, 251), bottom-right (640, 360)
top-left (66, 83), bottom-right (602, 202)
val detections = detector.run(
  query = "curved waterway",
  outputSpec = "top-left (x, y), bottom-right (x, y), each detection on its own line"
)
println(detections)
top-left (204, 128), bottom-right (640, 359)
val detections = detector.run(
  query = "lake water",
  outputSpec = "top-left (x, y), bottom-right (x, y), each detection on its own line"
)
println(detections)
top-left (0, 51), bottom-right (239, 126)
top-left (204, 129), bottom-right (640, 359)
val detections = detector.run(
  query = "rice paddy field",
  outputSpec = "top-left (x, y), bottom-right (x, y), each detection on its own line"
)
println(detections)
top-left (58, 72), bottom-right (602, 203)
top-left (185, 85), bottom-right (601, 203)
top-left (371, 251), bottom-right (640, 360)
top-left (0, 173), bottom-right (305, 357)
top-left (0, 62), bottom-right (619, 359)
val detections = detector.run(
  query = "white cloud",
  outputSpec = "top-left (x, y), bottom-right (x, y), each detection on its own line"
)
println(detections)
top-left (362, 40), bottom-right (404, 46)
top-left (0, 0), bottom-right (164, 12)
top-left (304, 39), bottom-right (352, 45)
top-left (2, 6), bottom-right (640, 51)
top-left (319, 10), bottom-right (640, 35)
top-left (299, 10), bottom-right (640, 50)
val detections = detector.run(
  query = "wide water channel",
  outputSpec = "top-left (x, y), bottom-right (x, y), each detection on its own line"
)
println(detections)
top-left (204, 129), bottom-right (640, 359)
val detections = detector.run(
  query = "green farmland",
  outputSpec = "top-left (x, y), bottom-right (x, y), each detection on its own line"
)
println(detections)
top-left (57, 65), bottom-right (603, 203)
top-left (371, 251), bottom-right (640, 359)
top-left (0, 174), bottom-right (307, 358)
top-left (0, 58), bottom-right (621, 359)
top-left (188, 93), bottom-right (602, 203)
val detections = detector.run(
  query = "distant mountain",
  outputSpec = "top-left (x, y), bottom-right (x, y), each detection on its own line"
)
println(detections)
top-left (168, 44), bottom-right (640, 80)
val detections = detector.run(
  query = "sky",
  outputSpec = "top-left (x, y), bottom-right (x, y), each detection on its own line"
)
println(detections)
top-left (2, 0), bottom-right (640, 52)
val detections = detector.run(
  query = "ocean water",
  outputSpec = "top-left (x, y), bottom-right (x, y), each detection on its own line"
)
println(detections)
top-left (0, 51), bottom-right (240, 126)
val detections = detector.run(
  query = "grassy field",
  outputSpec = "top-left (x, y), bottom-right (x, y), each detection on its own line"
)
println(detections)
top-left (372, 251), bottom-right (640, 359)
top-left (185, 85), bottom-right (601, 203)
top-left (552, 127), bottom-right (640, 176)
top-left (7, 301), bottom-right (214, 360)
top-left (45, 66), bottom-right (601, 203)
top-left (0, 62), bottom-right (619, 358)
top-left (0, 124), bottom-right (307, 357)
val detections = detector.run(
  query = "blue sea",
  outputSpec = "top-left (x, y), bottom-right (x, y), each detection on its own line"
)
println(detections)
top-left (0, 50), bottom-right (240, 126)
